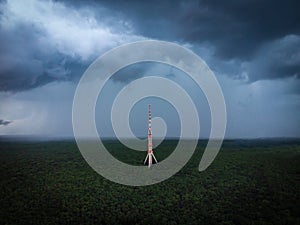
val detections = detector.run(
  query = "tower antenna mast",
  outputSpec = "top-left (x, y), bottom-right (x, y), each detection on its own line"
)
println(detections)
top-left (144, 104), bottom-right (158, 168)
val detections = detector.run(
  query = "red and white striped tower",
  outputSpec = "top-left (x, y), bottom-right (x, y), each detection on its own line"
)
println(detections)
top-left (144, 104), bottom-right (158, 168)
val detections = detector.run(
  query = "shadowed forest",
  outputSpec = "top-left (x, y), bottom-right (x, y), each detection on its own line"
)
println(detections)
top-left (1, 139), bottom-right (300, 225)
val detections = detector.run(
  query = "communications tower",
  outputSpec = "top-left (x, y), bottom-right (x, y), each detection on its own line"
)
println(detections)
top-left (144, 104), bottom-right (158, 168)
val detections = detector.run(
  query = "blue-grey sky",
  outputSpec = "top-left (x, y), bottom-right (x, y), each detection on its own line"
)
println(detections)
top-left (0, 0), bottom-right (299, 138)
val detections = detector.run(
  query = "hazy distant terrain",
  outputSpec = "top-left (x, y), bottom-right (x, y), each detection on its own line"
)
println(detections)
top-left (1, 139), bottom-right (300, 225)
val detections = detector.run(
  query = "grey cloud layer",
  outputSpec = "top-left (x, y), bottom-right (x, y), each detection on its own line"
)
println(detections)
top-left (0, 11), bottom-right (85, 91)
top-left (0, 119), bottom-right (12, 126)
top-left (98, 0), bottom-right (300, 81)
top-left (101, 0), bottom-right (300, 58)
top-left (0, 0), bottom-right (141, 91)
top-left (0, 0), bottom-right (299, 92)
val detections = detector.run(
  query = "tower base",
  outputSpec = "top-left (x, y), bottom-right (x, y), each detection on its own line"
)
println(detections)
top-left (144, 152), bottom-right (158, 168)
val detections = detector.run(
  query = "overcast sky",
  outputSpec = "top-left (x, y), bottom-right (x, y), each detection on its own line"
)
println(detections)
top-left (0, 0), bottom-right (299, 138)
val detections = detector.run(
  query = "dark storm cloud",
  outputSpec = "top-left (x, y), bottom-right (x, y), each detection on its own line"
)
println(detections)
top-left (247, 35), bottom-right (300, 81)
top-left (186, 0), bottom-right (300, 59)
top-left (98, 0), bottom-right (300, 58)
top-left (111, 63), bottom-right (150, 83)
top-left (1, 0), bottom-right (300, 92)
top-left (96, 0), bottom-right (300, 80)
top-left (110, 62), bottom-right (176, 83)
top-left (0, 0), bottom-right (138, 92)
top-left (0, 119), bottom-right (12, 126)
top-left (0, 22), bottom-right (85, 92)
